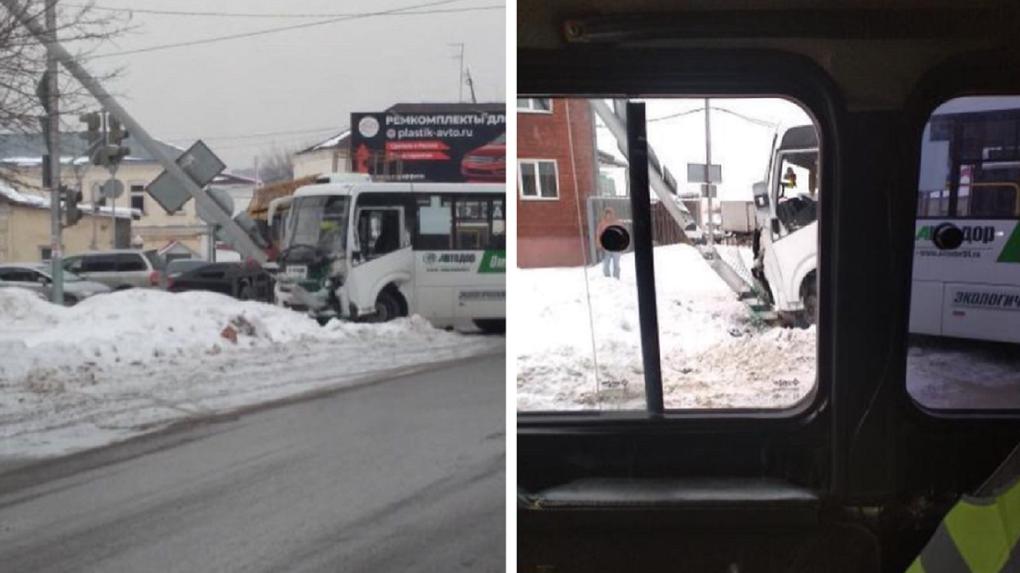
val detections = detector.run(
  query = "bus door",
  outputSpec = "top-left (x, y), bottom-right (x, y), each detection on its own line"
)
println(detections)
top-left (763, 149), bottom-right (819, 311)
top-left (347, 203), bottom-right (412, 317)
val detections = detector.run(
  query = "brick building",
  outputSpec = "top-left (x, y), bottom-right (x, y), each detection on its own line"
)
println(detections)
top-left (517, 98), bottom-right (597, 268)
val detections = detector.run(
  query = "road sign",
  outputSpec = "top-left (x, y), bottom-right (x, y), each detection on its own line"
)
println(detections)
top-left (701, 184), bottom-right (718, 199)
top-left (100, 179), bottom-right (124, 199)
top-left (147, 140), bottom-right (226, 213)
top-left (687, 163), bottom-right (722, 184)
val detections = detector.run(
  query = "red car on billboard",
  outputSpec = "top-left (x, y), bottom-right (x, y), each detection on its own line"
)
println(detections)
top-left (460, 133), bottom-right (506, 182)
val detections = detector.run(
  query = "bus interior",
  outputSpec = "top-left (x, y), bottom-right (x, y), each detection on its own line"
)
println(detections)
top-left (516, 2), bottom-right (1020, 572)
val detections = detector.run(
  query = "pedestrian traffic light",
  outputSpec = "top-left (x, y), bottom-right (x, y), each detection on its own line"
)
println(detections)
top-left (62, 185), bottom-right (83, 227)
top-left (79, 112), bottom-right (102, 148)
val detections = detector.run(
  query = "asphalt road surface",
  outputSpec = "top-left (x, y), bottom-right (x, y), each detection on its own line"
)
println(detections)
top-left (0, 353), bottom-right (506, 573)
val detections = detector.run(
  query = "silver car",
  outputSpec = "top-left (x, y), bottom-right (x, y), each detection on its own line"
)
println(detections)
top-left (62, 249), bottom-right (166, 290)
top-left (0, 263), bottom-right (112, 305)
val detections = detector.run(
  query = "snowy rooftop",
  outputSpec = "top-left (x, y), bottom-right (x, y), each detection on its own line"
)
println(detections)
top-left (298, 130), bottom-right (351, 154)
top-left (0, 133), bottom-right (185, 166)
top-left (1, 182), bottom-right (136, 218)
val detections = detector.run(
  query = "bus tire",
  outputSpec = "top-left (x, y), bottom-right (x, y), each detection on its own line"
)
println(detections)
top-left (799, 272), bottom-right (817, 328)
top-left (373, 289), bottom-right (404, 323)
top-left (474, 319), bottom-right (506, 334)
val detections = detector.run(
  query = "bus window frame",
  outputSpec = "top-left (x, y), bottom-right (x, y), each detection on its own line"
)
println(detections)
top-left (517, 48), bottom-right (843, 432)
top-left (898, 51), bottom-right (1020, 423)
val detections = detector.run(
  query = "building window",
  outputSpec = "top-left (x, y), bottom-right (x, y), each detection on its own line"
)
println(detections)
top-left (518, 160), bottom-right (559, 200)
top-left (39, 247), bottom-right (52, 261)
top-left (130, 184), bottom-right (146, 214)
top-left (517, 98), bottom-right (552, 113)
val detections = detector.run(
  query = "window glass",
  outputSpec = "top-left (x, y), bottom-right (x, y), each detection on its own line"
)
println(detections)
top-left (517, 98), bottom-right (552, 112)
top-left (357, 209), bottom-right (402, 259)
top-left (518, 160), bottom-right (559, 199)
top-left (82, 255), bottom-right (118, 273)
top-left (116, 254), bottom-right (147, 272)
top-left (415, 194), bottom-right (453, 250)
top-left (908, 96), bottom-right (1020, 411)
top-left (452, 196), bottom-right (506, 250)
top-left (130, 184), bottom-right (146, 214)
top-left (517, 97), bottom-right (819, 413)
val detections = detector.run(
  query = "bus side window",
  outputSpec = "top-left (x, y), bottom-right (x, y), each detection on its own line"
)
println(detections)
top-left (415, 194), bottom-right (453, 250)
top-left (489, 198), bottom-right (506, 249)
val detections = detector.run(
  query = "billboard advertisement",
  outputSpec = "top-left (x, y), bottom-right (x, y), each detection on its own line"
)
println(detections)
top-left (350, 106), bottom-right (506, 183)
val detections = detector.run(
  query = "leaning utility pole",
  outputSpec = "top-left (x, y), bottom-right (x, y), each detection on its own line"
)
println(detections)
top-left (704, 97), bottom-right (715, 248)
top-left (44, 0), bottom-right (63, 304)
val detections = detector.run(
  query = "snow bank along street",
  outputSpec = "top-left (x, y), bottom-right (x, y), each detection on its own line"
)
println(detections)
top-left (516, 244), bottom-right (816, 411)
top-left (0, 288), bottom-right (502, 459)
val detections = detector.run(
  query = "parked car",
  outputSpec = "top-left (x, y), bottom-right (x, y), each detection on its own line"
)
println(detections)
top-left (164, 258), bottom-right (209, 284)
top-left (0, 262), bottom-right (111, 305)
top-left (62, 249), bottom-right (166, 290)
top-left (460, 133), bottom-right (506, 182)
top-left (167, 261), bottom-right (273, 302)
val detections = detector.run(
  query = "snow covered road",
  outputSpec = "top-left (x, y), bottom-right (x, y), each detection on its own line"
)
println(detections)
top-left (0, 289), bottom-right (503, 459)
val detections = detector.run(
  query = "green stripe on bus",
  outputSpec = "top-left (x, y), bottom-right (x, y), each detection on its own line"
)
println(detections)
top-left (478, 250), bottom-right (506, 273)
top-left (998, 224), bottom-right (1020, 263)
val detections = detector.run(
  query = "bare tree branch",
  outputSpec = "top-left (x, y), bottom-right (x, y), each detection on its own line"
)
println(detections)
top-left (257, 146), bottom-right (296, 184)
top-left (0, 0), bottom-right (130, 186)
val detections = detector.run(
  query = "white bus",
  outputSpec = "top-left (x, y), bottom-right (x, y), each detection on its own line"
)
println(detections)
top-left (751, 98), bottom-right (1020, 344)
top-left (911, 98), bottom-right (1020, 344)
top-left (270, 175), bottom-right (506, 332)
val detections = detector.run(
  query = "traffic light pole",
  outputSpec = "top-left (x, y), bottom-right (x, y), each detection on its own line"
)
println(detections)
top-left (2, 0), bottom-right (269, 264)
top-left (44, 0), bottom-right (63, 304)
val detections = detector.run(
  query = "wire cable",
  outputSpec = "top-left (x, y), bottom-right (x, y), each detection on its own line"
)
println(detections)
top-left (86, 0), bottom-right (497, 59)
top-left (64, 1), bottom-right (500, 19)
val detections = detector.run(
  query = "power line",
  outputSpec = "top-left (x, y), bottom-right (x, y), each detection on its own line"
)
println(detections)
top-left (710, 106), bottom-right (779, 128)
top-left (647, 105), bottom-right (779, 128)
top-left (647, 107), bottom-right (704, 122)
top-left (65, 1), bottom-right (499, 19)
top-left (207, 128), bottom-right (352, 151)
top-left (85, 0), bottom-right (502, 59)
top-left (171, 126), bottom-right (344, 143)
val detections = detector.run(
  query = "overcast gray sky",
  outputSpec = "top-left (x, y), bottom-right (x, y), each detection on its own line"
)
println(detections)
top-left (68, 0), bottom-right (505, 171)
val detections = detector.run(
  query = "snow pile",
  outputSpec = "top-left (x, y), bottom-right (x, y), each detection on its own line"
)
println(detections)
top-left (0, 288), bottom-right (501, 458)
top-left (516, 244), bottom-right (816, 411)
top-left (1, 289), bottom-right (322, 381)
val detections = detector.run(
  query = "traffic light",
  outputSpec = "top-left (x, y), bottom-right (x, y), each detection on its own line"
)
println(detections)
top-left (79, 112), bottom-right (102, 148)
top-left (108, 116), bottom-right (129, 149)
top-left (62, 185), bottom-right (83, 227)
top-left (94, 144), bottom-right (130, 167)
